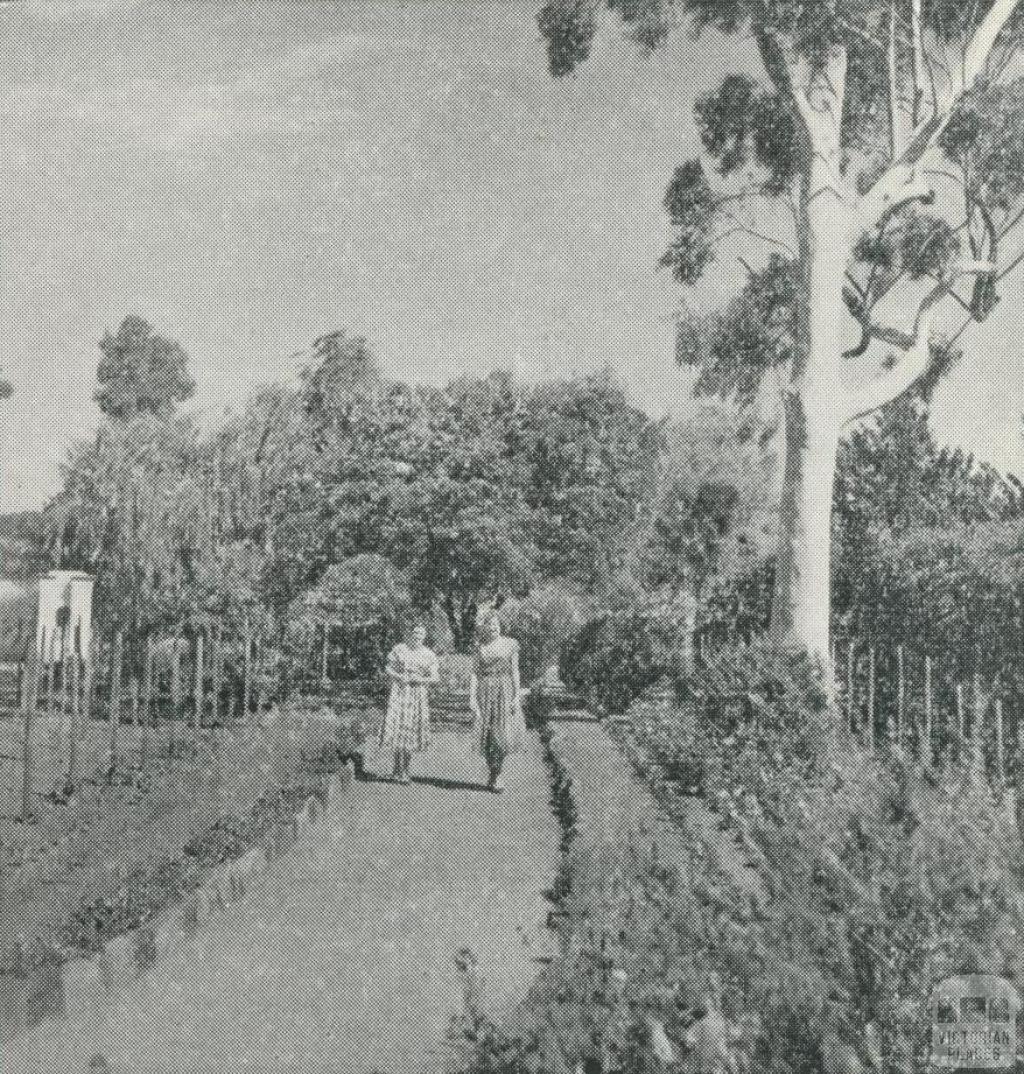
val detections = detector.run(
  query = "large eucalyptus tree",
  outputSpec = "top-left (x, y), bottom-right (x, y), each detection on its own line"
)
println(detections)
top-left (539, 0), bottom-right (1024, 662)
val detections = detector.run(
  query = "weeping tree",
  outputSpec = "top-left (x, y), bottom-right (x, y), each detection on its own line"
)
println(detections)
top-left (538, 0), bottom-right (1024, 663)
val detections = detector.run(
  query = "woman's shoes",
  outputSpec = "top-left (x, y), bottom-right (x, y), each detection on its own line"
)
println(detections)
top-left (397, 773), bottom-right (411, 785)
top-left (490, 772), bottom-right (505, 794)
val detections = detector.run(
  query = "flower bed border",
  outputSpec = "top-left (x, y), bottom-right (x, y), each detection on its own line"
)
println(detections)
top-left (0, 758), bottom-right (356, 1045)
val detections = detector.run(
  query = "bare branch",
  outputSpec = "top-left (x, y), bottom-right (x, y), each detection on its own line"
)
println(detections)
top-left (713, 225), bottom-right (797, 257)
top-left (842, 295), bottom-right (942, 422)
top-left (860, 0), bottom-right (1023, 224)
top-left (911, 0), bottom-right (924, 127)
top-left (888, 2), bottom-right (901, 161)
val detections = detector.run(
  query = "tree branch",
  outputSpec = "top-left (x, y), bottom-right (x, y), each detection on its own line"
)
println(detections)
top-left (843, 315), bottom-right (937, 424)
top-left (888, 2), bottom-right (901, 161)
top-left (843, 257), bottom-right (996, 420)
top-left (911, 0), bottom-right (925, 128)
top-left (860, 0), bottom-right (1023, 225)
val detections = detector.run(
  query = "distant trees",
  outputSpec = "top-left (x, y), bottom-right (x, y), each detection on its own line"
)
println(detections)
top-left (46, 324), bottom-right (666, 657)
top-left (95, 315), bottom-right (195, 421)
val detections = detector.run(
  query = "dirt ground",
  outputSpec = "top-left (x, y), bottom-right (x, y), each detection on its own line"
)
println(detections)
top-left (0, 708), bottom-right (342, 957)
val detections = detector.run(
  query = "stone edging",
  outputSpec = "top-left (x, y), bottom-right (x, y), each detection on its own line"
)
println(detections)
top-left (0, 760), bottom-right (357, 1043)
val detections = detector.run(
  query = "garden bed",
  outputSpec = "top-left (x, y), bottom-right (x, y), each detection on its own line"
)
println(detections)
top-left (0, 697), bottom-right (369, 989)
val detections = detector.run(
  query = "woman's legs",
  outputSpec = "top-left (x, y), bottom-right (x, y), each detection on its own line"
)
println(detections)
top-left (484, 737), bottom-right (506, 791)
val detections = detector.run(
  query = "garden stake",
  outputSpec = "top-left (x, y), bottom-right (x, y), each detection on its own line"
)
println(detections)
top-left (45, 627), bottom-right (56, 731)
top-left (973, 669), bottom-right (984, 773)
top-left (846, 641), bottom-right (855, 736)
top-left (20, 644), bottom-right (39, 821)
top-left (109, 631), bottom-right (123, 775)
top-left (897, 645), bottom-right (905, 749)
top-left (170, 635), bottom-right (182, 747)
top-left (868, 647), bottom-right (876, 751)
top-left (194, 630), bottom-right (204, 730)
top-left (924, 655), bottom-right (933, 767)
top-left (243, 618), bottom-right (253, 721)
top-left (996, 698), bottom-right (1005, 786)
top-left (212, 626), bottom-right (222, 726)
top-left (65, 624), bottom-right (81, 792)
top-left (957, 683), bottom-right (965, 750)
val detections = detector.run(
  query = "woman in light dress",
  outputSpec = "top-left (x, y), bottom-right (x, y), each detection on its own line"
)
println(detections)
top-left (469, 612), bottom-right (526, 793)
top-left (379, 620), bottom-right (439, 784)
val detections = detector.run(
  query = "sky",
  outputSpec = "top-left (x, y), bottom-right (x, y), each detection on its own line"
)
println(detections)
top-left (0, 0), bottom-right (1020, 508)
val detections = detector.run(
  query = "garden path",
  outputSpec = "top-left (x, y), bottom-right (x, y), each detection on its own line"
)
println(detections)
top-left (3, 729), bottom-right (559, 1074)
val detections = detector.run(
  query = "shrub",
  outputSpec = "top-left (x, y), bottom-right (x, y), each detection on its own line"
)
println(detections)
top-left (561, 602), bottom-right (689, 716)
top-left (500, 583), bottom-right (585, 684)
top-left (611, 637), bottom-right (1024, 1071)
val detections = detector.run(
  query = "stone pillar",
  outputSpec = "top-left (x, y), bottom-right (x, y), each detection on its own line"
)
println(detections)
top-left (36, 571), bottom-right (94, 664)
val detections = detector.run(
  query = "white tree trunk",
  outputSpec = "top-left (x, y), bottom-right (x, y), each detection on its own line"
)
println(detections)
top-left (769, 83), bottom-right (852, 664)
top-left (770, 392), bottom-right (841, 663)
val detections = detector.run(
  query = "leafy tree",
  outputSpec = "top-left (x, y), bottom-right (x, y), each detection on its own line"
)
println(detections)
top-left (95, 315), bottom-right (196, 421)
top-left (522, 368), bottom-right (664, 588)
top-left (643, 403), bottom-right (776, 596)
top-left (300, 330), bottom-right (383, 443)
top-left (538, 0), bottom-right (1024, 661)
top-left (47, 412), bottom-right (205, 666)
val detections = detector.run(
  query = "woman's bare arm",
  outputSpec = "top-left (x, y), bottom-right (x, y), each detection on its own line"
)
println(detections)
top-left (384, 651), bottom-right (408, 684)
top-left (511, 643), bottom-right (521, 704)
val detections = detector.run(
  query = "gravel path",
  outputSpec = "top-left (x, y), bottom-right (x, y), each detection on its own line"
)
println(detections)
top-left (3, 730), bottom-right (559, 1074)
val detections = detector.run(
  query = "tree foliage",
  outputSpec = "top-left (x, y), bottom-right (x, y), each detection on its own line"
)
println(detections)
top-left (95, 315), bottom-right (196, 421)
top-left (538, 0), bottom-right (1024, 655)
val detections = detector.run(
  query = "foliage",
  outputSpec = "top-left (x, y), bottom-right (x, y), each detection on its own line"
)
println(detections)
top-left (499, 583), bottom-right (586, 684)
top-left (49, 324), bottom-right (664, 665)
top-left (521, 369), bottom-right (664, 589)
top-left (561, 597), bottom-right (691, 715)
top-left (537, 0), bottom-right (1024, 654)
top-left (95, 315), bottom-right (195, 421)
top-left (580, 638), bottom-right (1024, 1074)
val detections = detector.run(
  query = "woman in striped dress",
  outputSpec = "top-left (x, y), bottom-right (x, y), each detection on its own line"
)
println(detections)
top-left (379, 621), bottom-right (439, 784)
top-left (469, 612), bottom-right (526, 793)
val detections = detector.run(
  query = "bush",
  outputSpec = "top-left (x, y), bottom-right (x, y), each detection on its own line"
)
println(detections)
top-left (500, 583), bottom-right (585, 684)
top-left (609, 637), bottom-right (1024, 1071)
top-left (561, 602), bottom-right (690, 716)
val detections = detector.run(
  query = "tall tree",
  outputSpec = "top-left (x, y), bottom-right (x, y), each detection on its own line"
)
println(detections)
top-left (538, 0), bottom-right (1024, 662)
top-left (95, 315), bottom-right (196, 421)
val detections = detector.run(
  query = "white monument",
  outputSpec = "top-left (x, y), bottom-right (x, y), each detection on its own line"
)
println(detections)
top-left (36, 570), bottom-right (94, 662)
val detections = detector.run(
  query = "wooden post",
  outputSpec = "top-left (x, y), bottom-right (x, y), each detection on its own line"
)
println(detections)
top-left (211, 627), bottom-right (222, 726)
top-left (846, 640), bottom-right (856, 733)
top-left (973, 669), bottom-right (985, 775)
top-left (170, 636), bottom-right (182, 743)
top-left (44, 628), bottom-right (56, 728)
top-left (243, 618), bottom-right (253, 722)
top-left (868, 646), bottom-right (877, 750)
top-left (144, 635), bottom-right (155, 727)
top-left (65, 626), bottom-right (81, 792)
top-left (255, 637), bottom-right (267, 722)
top-left (83, 631), bottom-right (97, 727)
top-left (59, 627), bottom-right (72, 780)
top-left (924, 655), bottom-right (933, 766)
top-left (109, 631), bottom-right (124, 774)
top-left (19, 644), bottom-right (40, 821)
top-left (130, 670), bottom-right (141, 773)
top-left (957, 682), bottom-right (966, 743)
top-left (896, 645), bottom-right (905, 748)
top-left (194, 631), bottom-right (204, 729)
top-left (995, 698), bottom-right (1006, 785)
